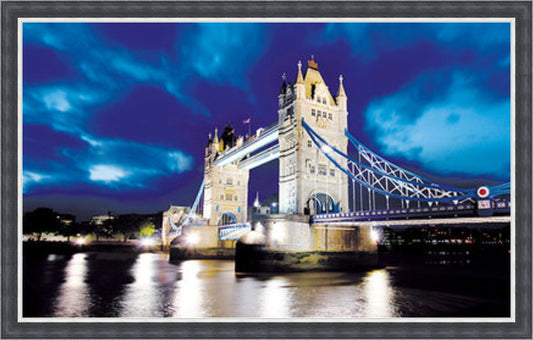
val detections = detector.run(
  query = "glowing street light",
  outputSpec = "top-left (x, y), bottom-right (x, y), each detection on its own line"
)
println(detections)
top-left (370, 228), bottom-right (381, 244)
top-left (75, 237), bottom-right (87, 246)
top-left (186, 233), bottom-right (199, 246)
top-left (140, 238), bottom-right (155, 247)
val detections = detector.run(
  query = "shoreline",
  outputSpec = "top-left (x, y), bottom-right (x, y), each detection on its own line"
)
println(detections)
top-left (22, 240), bottom-right (167, 256)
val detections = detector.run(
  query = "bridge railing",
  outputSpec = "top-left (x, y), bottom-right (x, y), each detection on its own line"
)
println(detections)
top-left (215, 122), bottom-right (279, 162)
top-left (312, 200), bottom-right (510, 223)
top-left (218, 223), bottom-right (251, 240)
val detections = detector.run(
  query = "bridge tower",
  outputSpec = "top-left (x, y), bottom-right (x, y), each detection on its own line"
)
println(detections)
top-left (203, 124), bottom-right (250, 226)
top-left (278, 57), bottom-right (349, 214)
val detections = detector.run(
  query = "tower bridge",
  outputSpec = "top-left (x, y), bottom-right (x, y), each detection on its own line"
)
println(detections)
top-left (166, 57), bottom-right (510, 271)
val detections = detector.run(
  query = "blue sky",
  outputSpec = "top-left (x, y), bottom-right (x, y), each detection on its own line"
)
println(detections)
top-left (22, 22), bottom-right (511, 219)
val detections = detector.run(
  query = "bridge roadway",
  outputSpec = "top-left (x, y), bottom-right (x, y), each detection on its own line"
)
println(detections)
top-left (312, 215), bottom-right (510, 229)
top-left (213, 122), bottom-right (279, 168)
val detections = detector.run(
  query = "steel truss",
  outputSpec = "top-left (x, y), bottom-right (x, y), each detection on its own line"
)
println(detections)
top-left (302, 119), bottom-right (510, 204)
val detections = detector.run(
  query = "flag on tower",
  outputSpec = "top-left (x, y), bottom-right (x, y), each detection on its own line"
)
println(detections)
top-left (243, 118), bottom-right (251, 124)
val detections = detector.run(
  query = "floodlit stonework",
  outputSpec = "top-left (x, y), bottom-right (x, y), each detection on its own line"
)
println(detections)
top-left (203, 124), bottom-right (249, 226)
top-left (278, 57), bottom-right (349, 214)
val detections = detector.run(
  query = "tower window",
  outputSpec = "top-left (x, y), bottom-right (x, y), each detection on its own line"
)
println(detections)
top-left (234, 196), bottom-right (238, 201)
top-left (307, 140), bottom-right (312, 147)
top-left (226, 178), bottom-right (233, 185)
top-left (237, 181), bottom-right (240, 186)
top-left (317, 110), bottom-right (322, 117)
top-left (311, 109), bottom-right (316, 116)
top-left (226, 193), bottom-right (233, 201)
top-left (318, 164), bottom-right (327, 176)
top-left (328, 113), bottom-right (333, 120)
top-left (310, 166), bottom-right (315, 174)
top-left (330, 169), bottom-right (335, 177)
top-left (220, 195), bottom-right (224, 200)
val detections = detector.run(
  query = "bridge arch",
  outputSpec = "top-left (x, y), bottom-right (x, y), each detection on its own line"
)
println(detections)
top-left (305, 192), bottom-right (336, 215)
top-left (217, 211), bottom-right (237, 226)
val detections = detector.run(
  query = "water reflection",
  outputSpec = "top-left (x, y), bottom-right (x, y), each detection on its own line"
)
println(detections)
top-left (171, 260), bottom-right (237, 317)
top-left (258, 277), bottom-right (291, 317)
top-left (23, 255), bottom-right (509, 318)
top-left (53, 253), bottom-right (90, 317)
top-left (119, 253), bottom-right (161, 317)
top-left (172, 261), bottom-right (205, 317)
top-left (362, 269), bottom-right (395, 318)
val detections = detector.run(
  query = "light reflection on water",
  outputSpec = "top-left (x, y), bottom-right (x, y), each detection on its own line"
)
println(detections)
top-left (363, 270), bottom-right (395, 318)
top-left (24, 253), bottom-right (509, 318)
top-left (52, 253), bottom-right (90, 317)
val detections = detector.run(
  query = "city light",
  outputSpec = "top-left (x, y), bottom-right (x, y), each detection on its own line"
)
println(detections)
top-left (75, 237), bottom-right (87, 246)
top-left (270, 224), bottom-right (286, 244)
top-left (370, 229), bottom-right (381, 244)
top-left (140, 238), bottom-right (155, 247)
top-left (186, 233), bottom-right (199, 246)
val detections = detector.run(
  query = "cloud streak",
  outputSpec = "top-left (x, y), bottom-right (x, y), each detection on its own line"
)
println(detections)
top-left (364, 70), bottom-right (510, 179)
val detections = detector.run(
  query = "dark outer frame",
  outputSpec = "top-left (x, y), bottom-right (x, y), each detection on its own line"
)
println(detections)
top-left (1, 1), bottom-right (531, 339)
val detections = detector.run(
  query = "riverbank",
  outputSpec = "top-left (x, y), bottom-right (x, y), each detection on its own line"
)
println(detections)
top-left (23, 240), bottom-right (165, 256)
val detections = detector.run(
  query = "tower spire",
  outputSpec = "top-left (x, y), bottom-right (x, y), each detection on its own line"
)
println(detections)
top-left (279, 73), bottom-right (287, 95)
top-left (296, 60), bottom-right (304, 84)
top-left (337, 74), bottom-right (346, 97)
top-left (307, 55), bottom-right (318, 70)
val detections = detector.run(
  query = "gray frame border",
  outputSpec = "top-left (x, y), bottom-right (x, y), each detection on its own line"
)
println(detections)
top-left (2, 1), bottom-right (531, 339)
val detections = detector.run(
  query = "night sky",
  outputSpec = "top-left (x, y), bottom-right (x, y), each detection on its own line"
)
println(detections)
top-left (22, 21), bottom-right (511, 220)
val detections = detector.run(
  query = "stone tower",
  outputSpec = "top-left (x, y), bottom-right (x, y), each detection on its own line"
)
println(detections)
top-left (277, 57), bottom-right (349, 214)
top-left (203, 124), bottom-right (250, 225)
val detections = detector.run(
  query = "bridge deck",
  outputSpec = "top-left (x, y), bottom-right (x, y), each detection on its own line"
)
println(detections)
top-left (313, 215), bottom-right (510, 228)
top-left (214, 123), bottom-right (279, 167)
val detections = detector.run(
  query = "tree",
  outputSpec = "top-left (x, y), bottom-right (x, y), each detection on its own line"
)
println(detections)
top-left (23, 208), bottom-right (62, 241)
top-left (59, 221), bottom-right (79, 242)
top-left (93, 215), bottom-right (116, 241)
top-left (114, 214), bottom-right (146, 242)
top-left (139, 222), bottom-right (156, 237)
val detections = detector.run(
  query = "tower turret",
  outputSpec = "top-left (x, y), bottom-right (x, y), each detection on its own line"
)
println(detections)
top-left (295, 60), bottom-right (305, 98)
top-left (336, 74), bottom-right (347, 110)
top-left (278, 73), bottom-right (287, 109)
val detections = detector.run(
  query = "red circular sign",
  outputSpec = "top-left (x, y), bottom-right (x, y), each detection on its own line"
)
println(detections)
top-left (477, 186), bottom-right (490, 198)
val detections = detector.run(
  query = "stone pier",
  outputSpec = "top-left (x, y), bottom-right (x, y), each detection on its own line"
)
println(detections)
top-left (235, 214), bottom-right (379, 272)
top-left (168, 225), bottom-right (235, 262)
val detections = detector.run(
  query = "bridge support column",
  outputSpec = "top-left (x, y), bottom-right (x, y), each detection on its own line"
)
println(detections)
top-left (235, 214), bottom-right (379, 272)
top-left (169, 225), bottom-right (235, 262)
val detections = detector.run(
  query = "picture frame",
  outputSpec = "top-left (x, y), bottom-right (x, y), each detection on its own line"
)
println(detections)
top-left (2, 1), bottom-right (531, 338)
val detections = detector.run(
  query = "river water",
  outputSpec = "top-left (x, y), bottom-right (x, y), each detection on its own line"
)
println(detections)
top-left (23, 252), bottom-right (510, 318)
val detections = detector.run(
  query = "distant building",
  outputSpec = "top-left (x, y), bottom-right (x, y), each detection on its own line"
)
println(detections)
top-left (90, 213), bottom-right (115, 225)
top-left (58, 213), bottom-right (76, 226)
top-left (250, 193), bottom-right (271, 215)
